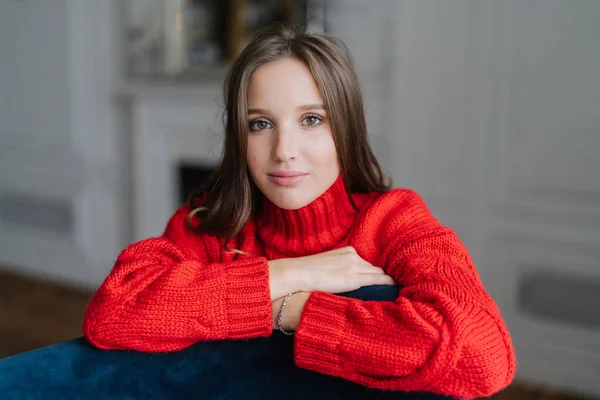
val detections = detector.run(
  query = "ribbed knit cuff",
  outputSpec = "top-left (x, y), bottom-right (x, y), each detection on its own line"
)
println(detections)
top-left (293, 292), bottom-right (348, 374)
top-left (225, 257), bottom-right (273, 339)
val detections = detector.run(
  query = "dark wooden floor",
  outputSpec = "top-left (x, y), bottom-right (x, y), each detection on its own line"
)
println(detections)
top-left (0, 269), bottom-right (596, 400)
top-left (0, 269), bottom-right (91, 358)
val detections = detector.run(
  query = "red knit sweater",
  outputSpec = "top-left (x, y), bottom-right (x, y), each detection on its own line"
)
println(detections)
top-left (83, 175), bottom-right (516, 398)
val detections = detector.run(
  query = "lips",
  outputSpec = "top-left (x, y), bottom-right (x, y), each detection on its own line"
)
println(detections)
top-left (267, 171), bottom-right (308, 186)
top-left (268, 171), bottom-right (308, 178)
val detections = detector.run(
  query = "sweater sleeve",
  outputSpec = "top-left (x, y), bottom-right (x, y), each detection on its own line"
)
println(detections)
top-left (293, 190), bottom-right (516, 399)
top-left (82, 206), bottom-right (273, 352)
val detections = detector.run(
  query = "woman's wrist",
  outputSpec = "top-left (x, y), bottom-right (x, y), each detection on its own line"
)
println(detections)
top-left (276, 292), bottom-right (296, 335)
top-left (268, 259), bottom-right (306, 300)
top-left (272, 292), bottom-right (311, 332)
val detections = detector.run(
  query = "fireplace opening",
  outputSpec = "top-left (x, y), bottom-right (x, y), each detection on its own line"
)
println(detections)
top-left (178, 162), bottom-right (217, 205)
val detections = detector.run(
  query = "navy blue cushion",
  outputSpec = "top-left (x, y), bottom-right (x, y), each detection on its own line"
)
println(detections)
top-left (0, 285), bottom-right (458, 399)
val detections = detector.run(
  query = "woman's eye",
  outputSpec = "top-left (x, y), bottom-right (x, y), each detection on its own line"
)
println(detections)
top-left (301, 115), bottom-right (322, 127)
top-left (249, 120), bottom-right (272, 130)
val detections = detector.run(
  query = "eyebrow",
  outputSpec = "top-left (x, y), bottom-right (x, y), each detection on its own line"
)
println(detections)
top-left (247, 104), bottom-right (326, 115)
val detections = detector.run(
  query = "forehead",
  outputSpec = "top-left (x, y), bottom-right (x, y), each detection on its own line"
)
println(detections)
top-left (247, 58), bottom-right (324, 108)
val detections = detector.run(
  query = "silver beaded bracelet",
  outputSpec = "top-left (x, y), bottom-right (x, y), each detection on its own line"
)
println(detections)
top-left (277, 292), bottom-right (296, 336)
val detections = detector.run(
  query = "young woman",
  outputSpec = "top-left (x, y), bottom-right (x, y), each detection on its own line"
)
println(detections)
top-left (83, 24), bottom-right (516, 398)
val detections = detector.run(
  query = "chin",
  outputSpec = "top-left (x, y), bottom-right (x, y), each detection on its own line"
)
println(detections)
top-left (270, 197), bottom-right (309, 210)
top-left (264, 188), bottom-right (316, 210)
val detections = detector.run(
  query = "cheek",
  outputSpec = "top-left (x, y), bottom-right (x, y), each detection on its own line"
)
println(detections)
top-left (309, 135), bottom-right (338, 166)
top-left (325, 142), bottom-right (338, 163)
top-left (246, 154), bottom-right (257, 172)
top-left (246, 141), bottom-right (263, 174)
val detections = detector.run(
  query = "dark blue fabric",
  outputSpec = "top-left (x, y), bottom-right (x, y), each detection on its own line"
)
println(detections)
top-left (0, 285), bottom-right (458, 399)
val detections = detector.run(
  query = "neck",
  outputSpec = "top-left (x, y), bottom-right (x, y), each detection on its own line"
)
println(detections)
top-left (256, 175), bottom-right (357, 257)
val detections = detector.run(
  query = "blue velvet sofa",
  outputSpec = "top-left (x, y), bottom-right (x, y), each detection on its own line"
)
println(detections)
top-left (0, 285), bottom-right (459, 399)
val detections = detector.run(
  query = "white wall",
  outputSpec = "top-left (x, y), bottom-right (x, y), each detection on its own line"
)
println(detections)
top-left (383, 0), bottom-right (600, 396)
top-left (0, 1), bottom-right (71, 144)
top-left (0, 0), bottom-right (123, 289)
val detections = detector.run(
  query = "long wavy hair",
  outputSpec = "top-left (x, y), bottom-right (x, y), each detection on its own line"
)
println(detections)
top-left (186, 24), bottom-right (391, 246)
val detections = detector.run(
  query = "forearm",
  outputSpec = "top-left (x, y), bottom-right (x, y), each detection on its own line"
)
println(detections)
top-left (293, 289), bottom-right (513, 398)
top-left (84, 239), bottom-right (273, 351)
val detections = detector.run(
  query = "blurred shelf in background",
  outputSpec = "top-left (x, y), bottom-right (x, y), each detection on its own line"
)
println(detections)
top-left (122, 0), bottom-right (326, 82)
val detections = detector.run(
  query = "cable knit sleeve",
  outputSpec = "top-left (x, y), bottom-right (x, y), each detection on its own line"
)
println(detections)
top-left (82, 206), bottom-right (273, 352)
top-left (293, 190), bottom-right (516, 399)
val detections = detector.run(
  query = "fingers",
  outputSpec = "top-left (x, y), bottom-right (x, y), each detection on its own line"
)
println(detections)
top-left (354, 259), bottom-right (386, 275)
top-left (327, 246), bottom-right (356, 254)
top-left (360, 266), bottom-right (386, 275)
top-left (359, 273), bottom-right (396, 286)
top-left (343, 249), bottom-right (387, 277)
top-left (382, 275), bottom-right (396, 285)
top-left (324, 246), bottom-right (397, 288)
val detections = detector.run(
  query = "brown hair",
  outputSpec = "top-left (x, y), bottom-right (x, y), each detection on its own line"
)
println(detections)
top-left (187, 23), bottom-right (391, 246)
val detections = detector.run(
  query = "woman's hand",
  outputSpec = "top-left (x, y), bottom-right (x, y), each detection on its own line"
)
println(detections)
top-left (268, 246), bottom-right (395, 300)
top-left (271, 292), bottom-right (311, 331)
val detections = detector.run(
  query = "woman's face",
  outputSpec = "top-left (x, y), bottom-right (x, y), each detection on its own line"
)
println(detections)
top-left (246, 57), bottom-right (340, 210)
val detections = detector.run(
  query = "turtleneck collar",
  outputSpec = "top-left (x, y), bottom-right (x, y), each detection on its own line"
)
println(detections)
top-left (256, 174), bottom-right (358, 257)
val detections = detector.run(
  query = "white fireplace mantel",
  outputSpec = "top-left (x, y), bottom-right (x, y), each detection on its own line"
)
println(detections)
top-left (128, 82), bottom-right (224, 241)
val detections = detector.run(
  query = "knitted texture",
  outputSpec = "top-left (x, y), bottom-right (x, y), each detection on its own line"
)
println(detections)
top-left (83, 175), bottom-right (516, 398)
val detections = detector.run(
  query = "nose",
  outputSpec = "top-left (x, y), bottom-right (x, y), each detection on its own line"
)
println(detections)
top-left (271, 124), bottom-right (297, 162)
